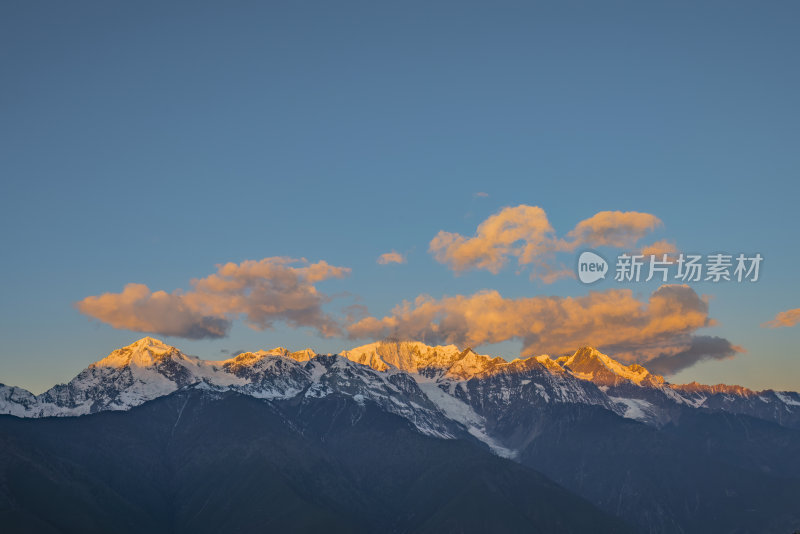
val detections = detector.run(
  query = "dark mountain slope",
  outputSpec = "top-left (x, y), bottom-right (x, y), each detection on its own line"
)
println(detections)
top-left (517, 403), bottom-right (800, 534)
top-left (0, 389), bottom-right (632, 534)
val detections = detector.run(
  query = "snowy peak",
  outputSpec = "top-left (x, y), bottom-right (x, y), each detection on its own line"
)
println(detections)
top-left (226, 347), bottom-right (317, 366)
top-left (285, 348), bottom-right (317, 362)
top-left (340, 340), bottom-right (464, 373)
top-left (533, 355), bottom-right (566, 374)
top-left (555, 347), bottom-right (665, 387)
top-left (445, 348), bottom-right (507, 379)
top-left (340, 340), bottom-right (511, 380)
top-left (89, 337), bottom-right (184, 369)
top-left (3, 337), bottom-right (798, 440)
top-left (671, 381), bottom-right (756, 397)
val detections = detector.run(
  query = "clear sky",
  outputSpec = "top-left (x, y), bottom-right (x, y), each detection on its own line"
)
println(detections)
top-left (1, 1), bottom-right (798, 394)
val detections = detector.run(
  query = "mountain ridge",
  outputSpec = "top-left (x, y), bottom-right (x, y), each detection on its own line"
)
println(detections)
top-left (2, 337), bottom-right (800, 434)
top-left (4, 337), bottom-right (789, 394)
top-left (3, 337), bottom-right (800, 533)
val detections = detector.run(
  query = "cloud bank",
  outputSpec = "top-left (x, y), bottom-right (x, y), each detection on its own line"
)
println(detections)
top-left (76, 257), bottom-right (350, 339)
top-left (429, 205), bottom-right (663, 281)
top-left (645, 336), bottom-right (741, 375)
top-left (347, 284), bottom-right (740, 375)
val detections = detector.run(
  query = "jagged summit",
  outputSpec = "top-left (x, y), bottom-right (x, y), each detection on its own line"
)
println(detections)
top-left (76, 337), bottom-right (716, 394)
top-left (671, 381), bottom-right (756, 397)
top-left (229, 347), bottom-right (317, 364)
top-left (340, 340), bottom-right (668, 386)
top-left (80, 337), bottom-right (716, 394)
top-left (87, 338), bottom-right (319, 371)
top-left (340, 340), bottom-right (463, 372)
top-left (90, 336), bottom-right (182, 369)
top-left (340, 340), bottom-right (513, 380)
top-left (131, 336), bottom-right (169, 348)
top-left (554, 346), bottom-right (666, 387)
top-left (3, 336), bottom-right (798, 434)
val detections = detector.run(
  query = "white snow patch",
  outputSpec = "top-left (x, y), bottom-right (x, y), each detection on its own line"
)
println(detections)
top-left (775, 392), bottom-right (800, 406)
top-left (307, 361), bottom-right (327, 382)
top-left (415, 379), bottom-right (517, 458)
top-left (609, 396), bottom-right (653, 421)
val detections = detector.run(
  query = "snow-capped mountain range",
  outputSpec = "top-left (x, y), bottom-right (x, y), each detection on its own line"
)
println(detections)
top-left (2, 337), bottom-right (799, 456)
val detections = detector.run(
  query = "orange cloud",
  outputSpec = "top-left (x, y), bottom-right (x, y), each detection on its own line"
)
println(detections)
top-left (762, 308), bottom-right (800, 328)
top-left (639, 240), bottom-right (678, 257)
top-left (566, 210), bottom-right (662, 248)
top-left (347, 284), bottom-right (739, 373)
top-left (429, 205), bottom-right (664, 281)
top-left (76, 257), bottom-right (350, 339)
top-left (429, 205), bottom-right (559, 275)
top-left (377, 251), bottom-right (406, 265)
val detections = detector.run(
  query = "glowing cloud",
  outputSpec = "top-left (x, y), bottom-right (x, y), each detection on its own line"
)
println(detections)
top-left (566, 210), bottom-right (662, 248)
top-left (639, 240), bottom-right (678, 257)
top-left (377, 251), bottom-right (406, 265)
top-left (762, 308), bottom-right (800, 328)
top-left (429, 205), bottom-right (558, 275)
top-left (347, 284), bottom-right (740, 373)
top-left (76, 257), bottom-right (351, 339)
top-left (429, 205), bottom-right (664, 281)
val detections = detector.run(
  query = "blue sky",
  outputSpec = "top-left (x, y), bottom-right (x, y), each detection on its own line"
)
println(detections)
top-left (1, 1), bottom-right (798, 393)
